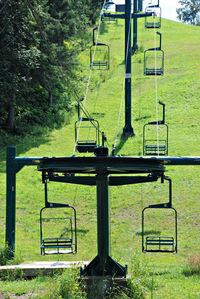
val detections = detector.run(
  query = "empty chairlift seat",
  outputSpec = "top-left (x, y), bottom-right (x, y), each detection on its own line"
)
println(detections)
top-left (143, 128), bottom-right (168, 156)
top-left (145, 4), bottom-right (161, 29)
top-left (40, 204), bottom-right (77, 255)
top-left (75, 118), bottom-right (100, 153)
top-left (144, 49), bottom-right (164, 75)
top-left (144, 32), bottom-right (164, 76)
top-left (90, 44), bottom-right (110, 70)
top-left (143, 101), bottom-right (168, 156)
top-left (142, 206), bottom-right (177, 253)
top-left (90, 27), bottom-right (110, 70)
top-left (142, 177), bottom-right (178, 253)
top-left (145, 236), bottom-right (175, 252)
top-left (143, 123), bottom-right (168, 156)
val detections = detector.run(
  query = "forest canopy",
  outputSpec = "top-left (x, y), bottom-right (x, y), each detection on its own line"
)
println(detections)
top-left (0, 0), bottom-right (102, 133)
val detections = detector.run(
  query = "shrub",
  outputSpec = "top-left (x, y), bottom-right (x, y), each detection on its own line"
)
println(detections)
top-left (183, 254), bottom-right (200, 276)
top-left (0, 246), bottom-right (13, 266)
top-left (58, 270), bottom-right (85, 299)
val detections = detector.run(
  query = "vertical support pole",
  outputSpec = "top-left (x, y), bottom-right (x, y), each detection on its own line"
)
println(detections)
top-left (81, 169), bottom-right (126, 277)
top-left (138, 0), bottom-right (143, 11)
top-left (123, 0), bottom-right (134, 136)
top-left (6, 146), bottom-right (16, 258)
top-left (132, 0), bottom-right (138, 53)
top-left (96, 170), bottom-right (110, 274)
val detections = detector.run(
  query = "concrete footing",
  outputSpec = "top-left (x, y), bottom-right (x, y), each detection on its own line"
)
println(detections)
top-left (0, 261), bottom-right (89, 278)
top-left (79, 275), bottom-right (130, 298)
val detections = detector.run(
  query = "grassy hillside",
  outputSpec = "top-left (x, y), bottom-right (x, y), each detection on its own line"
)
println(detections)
top-left (0, 18), bottom-right (200, 298)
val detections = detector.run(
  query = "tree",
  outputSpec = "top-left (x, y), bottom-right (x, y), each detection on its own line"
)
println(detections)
top-left (0, 0), bottom-right (103, 134)
top-left (0, 0), bottom-right (40, 131)
top-left (177, 0), bottom-right (200, 25)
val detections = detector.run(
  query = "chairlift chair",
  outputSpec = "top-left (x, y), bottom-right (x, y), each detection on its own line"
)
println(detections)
top-left (75, 118), bottom-right (100, 153)
top-left (40, 204), bottom-right (77, 255)
top-left (145, 5), bottom-right (161, 29)
top-left (40, 175), bottom-right (77, 255)
top-left (142, 176), bottom-right (178, 253)
top-left (90, 44), bottom-right (110, 70)
top-left (143, 123), bottom-right (168, 155)
top-left (143, 101), bottom-right (168, 156)
top-left (144, 32), bottom-right (164, 76)
top-left (90, 27), bottom-right (110, 70)
top-left (144, 49), bottom-right (164, 75)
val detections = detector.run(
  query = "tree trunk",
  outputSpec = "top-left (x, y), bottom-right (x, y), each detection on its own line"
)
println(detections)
top-left (48, 90), bottom-right (53, 106)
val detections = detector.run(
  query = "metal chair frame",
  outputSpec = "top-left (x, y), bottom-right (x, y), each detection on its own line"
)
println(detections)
top-left (143, 101), bottom-right (168, 156)
top-left (145, 5), bottom-right (161, 29)
top-left (90, 27), bottom-right (110, 70)
top-left (40, 177), bottom-right (77, 255)
top-left (75, 118), bottom-right (100, 153)
top-left (144, 32), bottom-right (164, 76)
top-left (142, 176), bottom-right (178, 253)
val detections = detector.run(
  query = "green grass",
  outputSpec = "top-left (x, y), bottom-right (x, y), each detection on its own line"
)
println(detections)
top-left (0, 18), bottom-right (200, 298)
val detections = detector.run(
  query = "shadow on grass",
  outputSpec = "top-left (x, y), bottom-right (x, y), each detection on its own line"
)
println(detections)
top-left (135, 115), bottom-right (151, 122)
top-left (77, 228), bottom-right (90, 235)
top-left (136, 230), bottom-right (161, 236)
top-left (149, 270), bottom-right (171, 276)
top-left (0, 126), bottom-right (53, 173)
top-left (114, 135), bottom-right (128, 155)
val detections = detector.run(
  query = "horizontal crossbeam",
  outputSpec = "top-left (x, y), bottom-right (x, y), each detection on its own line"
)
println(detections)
top-left (47, 173), bottom-right (159, 186)
top-left (103, 12), bottom-right (152, 20)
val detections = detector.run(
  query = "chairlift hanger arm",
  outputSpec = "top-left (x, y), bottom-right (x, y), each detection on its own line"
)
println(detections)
top-left (92, 27), bottom-right (108, 46)
top-left (92, 26), bottom-right (97, 45)
top-left (159, 101), bottom-right (165, 124)
top-left (145, 32), bottom-right (162, 51)
top-left (157, 31), bottom-right (162, 50)
top-left (147, 176), bottom-right (172, 208)
top-left (147, 102), bottom-right (166, 125)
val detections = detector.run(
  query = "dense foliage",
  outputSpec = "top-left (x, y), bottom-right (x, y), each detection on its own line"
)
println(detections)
top-left (0, 0), bottom-right (102, 133)
top-left (177, 0), bottom-right (200, 25)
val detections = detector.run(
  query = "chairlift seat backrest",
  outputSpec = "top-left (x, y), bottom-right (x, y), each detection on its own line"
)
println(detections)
top-left (75, 118), bottom-right (100, 153)
top-left (144, 48), bottom-right (164, 76)
top-left (145, 6), bottom-right (161, 29)
top-left (40, 205), bottom-right (77, 255)
top-left (90, 44), bottom-right (110, 70)
top-left (143, 123), bottom-right (168, 156)
top-left (142, 177), bottom-right (178, 253)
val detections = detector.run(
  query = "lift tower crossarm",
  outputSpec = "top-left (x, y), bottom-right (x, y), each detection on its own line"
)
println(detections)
top-left (6, 146), bottom-right (200, 274)
top-left (103, 12), bottom-right (152, 19)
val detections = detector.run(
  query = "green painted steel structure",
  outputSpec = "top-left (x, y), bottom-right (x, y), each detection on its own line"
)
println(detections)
top-left (104, 0), bottom-right (152, 137)
top-left (5, 146), bottom-right (200, 275)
